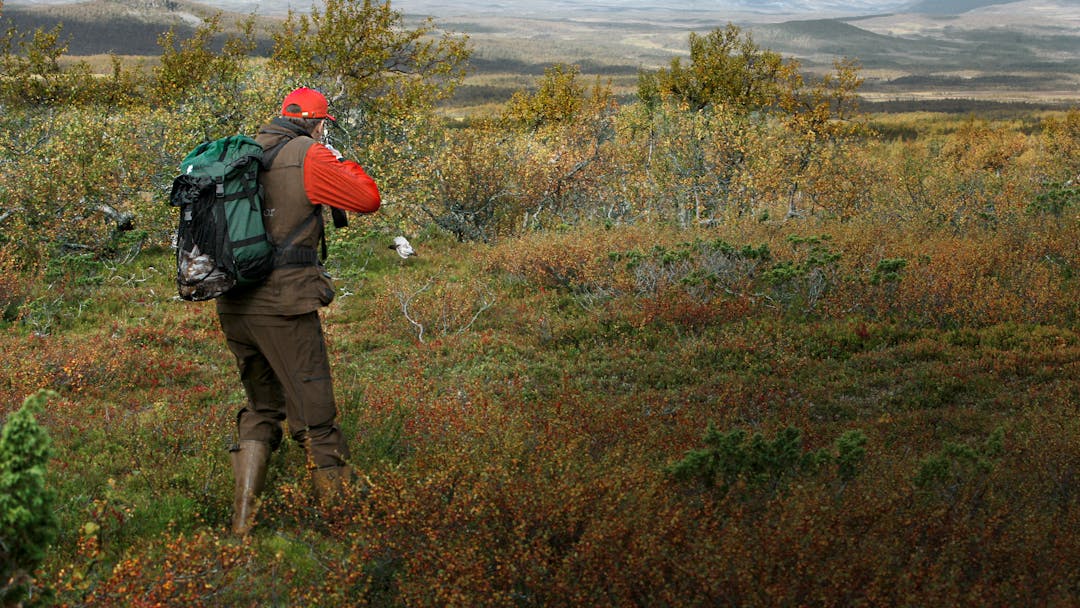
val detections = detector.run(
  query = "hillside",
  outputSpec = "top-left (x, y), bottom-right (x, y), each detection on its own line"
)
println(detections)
top-left (0, 0), bottom-right (277, 56)
top-left (2, 0), bottom-right (1079, 107)
top-left (753, 18), bottom-right (964, 66)
top-left (1, 0), bottom-right (1079, 600)
top-left (5, 215), bottom-right (1080, 605)
top-left (906, 0), bottom-right (1035, 13)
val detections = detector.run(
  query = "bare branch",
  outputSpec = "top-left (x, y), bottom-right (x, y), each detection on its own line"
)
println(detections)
top-left (456, 289), bottom-right (496, 335)
top-left (397, 279), bottom-right (434, 343)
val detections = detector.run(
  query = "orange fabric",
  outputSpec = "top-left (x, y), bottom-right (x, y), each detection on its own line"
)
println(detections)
top-left (281, 87), bottom-right (335, 120)
top-left (302, 144), bottom-right (381, 214)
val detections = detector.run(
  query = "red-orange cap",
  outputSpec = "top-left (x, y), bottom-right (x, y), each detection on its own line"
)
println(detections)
top-left (280, 87), bottom-right (335, 121)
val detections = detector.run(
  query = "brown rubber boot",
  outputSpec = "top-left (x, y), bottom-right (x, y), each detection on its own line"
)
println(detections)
top-left (311, 464), bottom-right (355, 506)
top-left (230, 440), bottom-right (271, 536)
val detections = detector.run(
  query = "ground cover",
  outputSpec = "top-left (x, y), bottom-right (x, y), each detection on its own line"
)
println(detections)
top-left (2, 214), bottom-right (1078, 605)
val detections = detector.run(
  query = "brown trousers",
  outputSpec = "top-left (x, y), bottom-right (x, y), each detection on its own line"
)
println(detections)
top-left (218, 311), bottom-right (349, 469)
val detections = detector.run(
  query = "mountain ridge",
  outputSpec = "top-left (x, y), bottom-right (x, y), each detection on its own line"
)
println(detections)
top-left (7, 0), bottom-right (1074, 18)
top-left (2, 0), bottom-right (1077, 105)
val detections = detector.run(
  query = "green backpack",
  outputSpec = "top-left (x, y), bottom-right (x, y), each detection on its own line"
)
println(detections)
top-left (168, 135), bottom-right (276, 301)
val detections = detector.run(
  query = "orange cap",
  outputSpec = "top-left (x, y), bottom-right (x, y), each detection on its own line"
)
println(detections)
top-left (281, 87), bottom-right (335, 121)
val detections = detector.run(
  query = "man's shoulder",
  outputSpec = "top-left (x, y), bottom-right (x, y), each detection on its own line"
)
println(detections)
top-left (256, 123), bottom-right (315, 146)
top-left (258, 132), bottom-right (316, 167)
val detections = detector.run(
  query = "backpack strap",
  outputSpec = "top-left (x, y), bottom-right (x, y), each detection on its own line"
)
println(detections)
top-left (203, 137), bottom-right (262, 208)
top-left (258, 117), bottom-right (309, 169)
top-left (217, 163), bottom-right (261, 209)
top-left (273, 210), bottom-right (325, 267)
top-left (260, 139), bottom-right (289, 170)
top-left (257, 121), bottom-right (333, 265)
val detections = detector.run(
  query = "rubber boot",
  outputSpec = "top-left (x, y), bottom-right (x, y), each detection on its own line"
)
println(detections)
top-left (311, 464), bottom-right (355, 506)
top-left (230, 440), bottom-right (271, 536)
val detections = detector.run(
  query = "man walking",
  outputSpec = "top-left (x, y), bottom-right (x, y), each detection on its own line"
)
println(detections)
top-left (217, 87), bottom-right (381, 536)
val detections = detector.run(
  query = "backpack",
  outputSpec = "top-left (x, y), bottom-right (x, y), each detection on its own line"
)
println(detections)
top-left (168, 135), bottom-right (276, 301)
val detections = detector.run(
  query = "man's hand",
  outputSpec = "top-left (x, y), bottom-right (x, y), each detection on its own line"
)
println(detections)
top-left (323, 143), bottom-right (345, 162)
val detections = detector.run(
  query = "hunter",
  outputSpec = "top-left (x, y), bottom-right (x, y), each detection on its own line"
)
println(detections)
top-left (218, 87), bottom-right (381, 535)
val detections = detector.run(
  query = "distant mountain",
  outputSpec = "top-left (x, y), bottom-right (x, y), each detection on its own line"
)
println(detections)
top-left (3, 0), bottom-right (1077, 81)
top-left (375, 0), bottom-right (918, 19)
top-left (723, 1), bottom-right (911, 12)
top-left (4, 0), bottom-right (1032, 18)
top-left (754, 18), bottom-right (968, 67)
top-left (738, 0), bottom-right (1058, 12)
top-left (355, 0), bottom-right (1078, 18)
top-left (398, 0), bottom-right (1012, 17)
top-left (0, 0), bottom-right (278, 55)
top-left (904, 0), bottom-right (1028, 14)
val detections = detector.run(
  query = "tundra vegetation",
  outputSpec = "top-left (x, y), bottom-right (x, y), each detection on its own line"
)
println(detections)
top-left (0, 0), bottom-right (1079, 605)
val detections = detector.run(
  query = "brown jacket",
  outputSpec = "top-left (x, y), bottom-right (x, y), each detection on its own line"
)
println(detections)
top-left (216, 120), bottom-right (380, 315)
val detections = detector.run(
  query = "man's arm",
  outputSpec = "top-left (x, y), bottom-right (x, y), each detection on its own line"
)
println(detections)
top-left (303, 144), bottom-right (381, 214)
